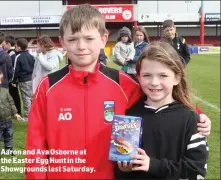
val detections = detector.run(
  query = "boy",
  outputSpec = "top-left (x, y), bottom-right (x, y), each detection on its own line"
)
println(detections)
top-left (3, 35), bottom-right (21, 115)
top-left (0, 31), bottom-right (13, 88)
top-left (0, 69), bottom-right (21, 152)
top-left (25, 4), bottom-right (211, 180)
top-left (11, 38), bottom-right (35, 119)
top-left (162, 19), bottom-right (190, 66)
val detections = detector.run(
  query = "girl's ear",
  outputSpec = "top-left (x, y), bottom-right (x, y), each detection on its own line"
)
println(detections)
top-left (174, 74), bottom-right (181, 86)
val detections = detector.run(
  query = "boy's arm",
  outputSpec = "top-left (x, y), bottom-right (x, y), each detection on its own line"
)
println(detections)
top-left (181, 38), bottom-right (191, 65)
top-left (147, 112), bottom-right (208, 179)
top-left (119, 71), bottom-right (141, 109)
top-left (25, 77), bottom-right (49, 179)
top-left (7, 91), bottom-right (17, 115)
top-left (11, 56), bottom-right (20, 84)
top-left (6, 54), bottom-right (13, 81)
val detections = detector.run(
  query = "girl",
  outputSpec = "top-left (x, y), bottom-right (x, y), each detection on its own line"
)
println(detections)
top-left (127, 26), bottom-right (150, 81)
top-left (32, 35), bottom-right (63, 94)
top-left (115, 41), bottom-right (208, 180)
top-left (113, 26), bottom-right (135, 73)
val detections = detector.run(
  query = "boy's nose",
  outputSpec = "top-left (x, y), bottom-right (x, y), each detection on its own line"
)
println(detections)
top-left (77, 40), bottom-right (86, 50)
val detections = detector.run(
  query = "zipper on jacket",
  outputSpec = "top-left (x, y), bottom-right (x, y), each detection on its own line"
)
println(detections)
top-left (84, 75), bottom-right (88, 179)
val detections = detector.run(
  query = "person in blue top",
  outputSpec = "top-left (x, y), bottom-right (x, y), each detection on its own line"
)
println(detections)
top-left (127, 27), bottom-right (150, 82)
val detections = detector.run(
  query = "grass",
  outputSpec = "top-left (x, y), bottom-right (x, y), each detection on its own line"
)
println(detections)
top-left (0, 54), bottom-right (220, 179)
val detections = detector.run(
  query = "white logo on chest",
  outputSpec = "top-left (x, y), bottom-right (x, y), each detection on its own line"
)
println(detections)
top-left (58, 108), bottom-right (72, 121)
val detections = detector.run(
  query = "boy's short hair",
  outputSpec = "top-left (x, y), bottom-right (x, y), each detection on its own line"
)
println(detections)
top-left (5, 35), bottom-right (16, 47)
top-left (16, 38), bottom-right (28, 50)
top-left (0, 31), bottom-right (5, 44)
top-left (59, 4), bottom-right (107, 38)
top-left (163, 19), bottom-right (175, 29)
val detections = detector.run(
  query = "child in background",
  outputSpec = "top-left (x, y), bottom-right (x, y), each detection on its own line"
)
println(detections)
top-left (113, 26), bottom-right (135, 73)
top-left (162, 19), bottom-right (190, 66)
top-left (127, 26), bottom-right (150, 81)
top-left (32, 35), bottom-right (62, 94)
top-left (11, 38), bottom-right (35, 120)
top-left (116, 41), bottom-right (208, 180)
top-left (3, 35), bottom-right (21, 116)
top-left (0, 70), bottom-right (21, 153)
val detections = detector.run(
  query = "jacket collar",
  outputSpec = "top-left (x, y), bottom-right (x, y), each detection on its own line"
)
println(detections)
top-left (69, 63), bottom-right (101, 86)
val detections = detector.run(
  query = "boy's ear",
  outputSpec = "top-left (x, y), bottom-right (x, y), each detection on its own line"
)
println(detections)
top-left (101, 33), bottom-right (108, 48)
top-left (59, 36), bottom-right (66, 51)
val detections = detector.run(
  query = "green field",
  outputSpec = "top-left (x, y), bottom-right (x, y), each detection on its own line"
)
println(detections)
top-left (0, 54), bottom-right (220, 179)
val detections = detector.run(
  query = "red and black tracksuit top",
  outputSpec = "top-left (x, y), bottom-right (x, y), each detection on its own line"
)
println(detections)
top-left (25, 63), bottom-right (141, 179)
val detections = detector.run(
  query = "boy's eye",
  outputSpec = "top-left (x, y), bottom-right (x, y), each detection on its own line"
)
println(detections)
top-left (86, 38), bottom-right (94, 41)
top-left (68, 39), bottom-right (77, 42)
top-left (160, 75), bottom-right (168, 78)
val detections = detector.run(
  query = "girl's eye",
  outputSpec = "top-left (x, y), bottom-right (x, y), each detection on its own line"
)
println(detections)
top-left (143, 74), bottom-right (150, 77)
top-left (160, 75), bottom-right (168, 78)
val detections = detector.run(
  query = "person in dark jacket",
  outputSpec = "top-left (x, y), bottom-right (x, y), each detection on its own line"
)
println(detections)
top-left (162, 19), bottom-right (190, 66)
top-left (0, 69), bottom-right (21, 153)
top-left (11, 38), bottom-right (35, 119)
top-left (115, 41), bottom-right (208, 180)
top-left (99, 48), bottom-right (108, 65)
top-left (3, 35), bottom-right (21, 115)
top-left (0, 31), bottom-right (13, 88)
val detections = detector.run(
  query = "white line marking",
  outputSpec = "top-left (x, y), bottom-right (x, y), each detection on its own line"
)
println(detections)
top-left (192, 95), bottom-right (220, 112)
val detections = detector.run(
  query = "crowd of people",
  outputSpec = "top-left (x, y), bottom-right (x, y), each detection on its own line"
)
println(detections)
top-left (0, 33), bottom-right (63, 152)
top-left (0, 4), bottom-right (212, 180)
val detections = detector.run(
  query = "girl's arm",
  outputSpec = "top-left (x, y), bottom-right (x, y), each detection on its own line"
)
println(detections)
top-left (114, 43), bottom-right (125, 65)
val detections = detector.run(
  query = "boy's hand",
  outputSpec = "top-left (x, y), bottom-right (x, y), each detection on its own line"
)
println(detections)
top-left (131, 148), bottom-right (150, 172)
top-left (197, 114), bottom-right (211, 136)
top-left (11, 83), bottom-right (16, 87)
top-left (125, 57), bottom-right (131, 62)
top-left (117, 161), bottom-right (133, 172)
top-left (14, 114), bottom-right (22, 121)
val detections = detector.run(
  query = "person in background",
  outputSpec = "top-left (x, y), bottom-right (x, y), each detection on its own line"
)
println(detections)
top-left (162, 19), bottom-right (190, 66)
top-left (113, 26), bottom-right (135, 74)
top-left (0, 31), bottom-right (13, 88)
top-left (11, 38), bottom-right (35, 120)
top-left (126, 26), bottom-right (150, 81)
top-left (0, 69), bottom-right (21, 154)
top-left (32, 35), bottom-right (63, 94)
top-left (3, 35), bottom-right (21, 115)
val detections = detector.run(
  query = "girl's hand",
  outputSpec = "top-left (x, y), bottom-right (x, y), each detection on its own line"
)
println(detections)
top-left (131, 148), bottom-right (150, 172)
top-left (197, 114), bottom-right (211, 136)
top-left (117, 161), bottom-right (133, 172)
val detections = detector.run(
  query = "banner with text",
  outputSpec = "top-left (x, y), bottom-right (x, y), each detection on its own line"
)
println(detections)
top-left (204, 13), bottom-right (220, 22)
top-left (64, 5), bottom-right (135, 22)
top-left (198, 46), bottom-right (220, 54)
top-left (138, 13), bottom-right (199, 22)
top-left (0, 16), bottom-right (61, 25)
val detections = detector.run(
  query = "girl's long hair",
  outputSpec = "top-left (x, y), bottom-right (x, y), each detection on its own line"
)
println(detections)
top-left (37, 35), bottom-right (55, 52)
top-left (136, 40), bottom-right (194, 110)
top-left (134, 26), bottom-right (150, 43)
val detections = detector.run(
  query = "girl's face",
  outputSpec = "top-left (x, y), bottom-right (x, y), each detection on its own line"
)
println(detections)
top-left (37, 43), bottom-right (45, 53)
top-left (138, 59), bottom-right (180, 108)
top-left (135, 30), bottom-right (145, 43)
top-left (121, 36), bottom-right (129, 43)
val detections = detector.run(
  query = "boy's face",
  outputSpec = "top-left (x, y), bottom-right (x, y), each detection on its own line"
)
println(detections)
top-left (61, 25), bottom-right (108, 71)
top-left (0, 72), bottom-right (3, 83)
top-left (3, 41), bottom-right (11, 51)
top-left (163, 26), bottom-right (176, 40)
top-left (15, 45), bottom-right (21, 52)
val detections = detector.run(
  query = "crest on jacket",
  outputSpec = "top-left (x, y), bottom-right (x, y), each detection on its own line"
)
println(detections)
top-left (104, 101), bottom-right (115, 123)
